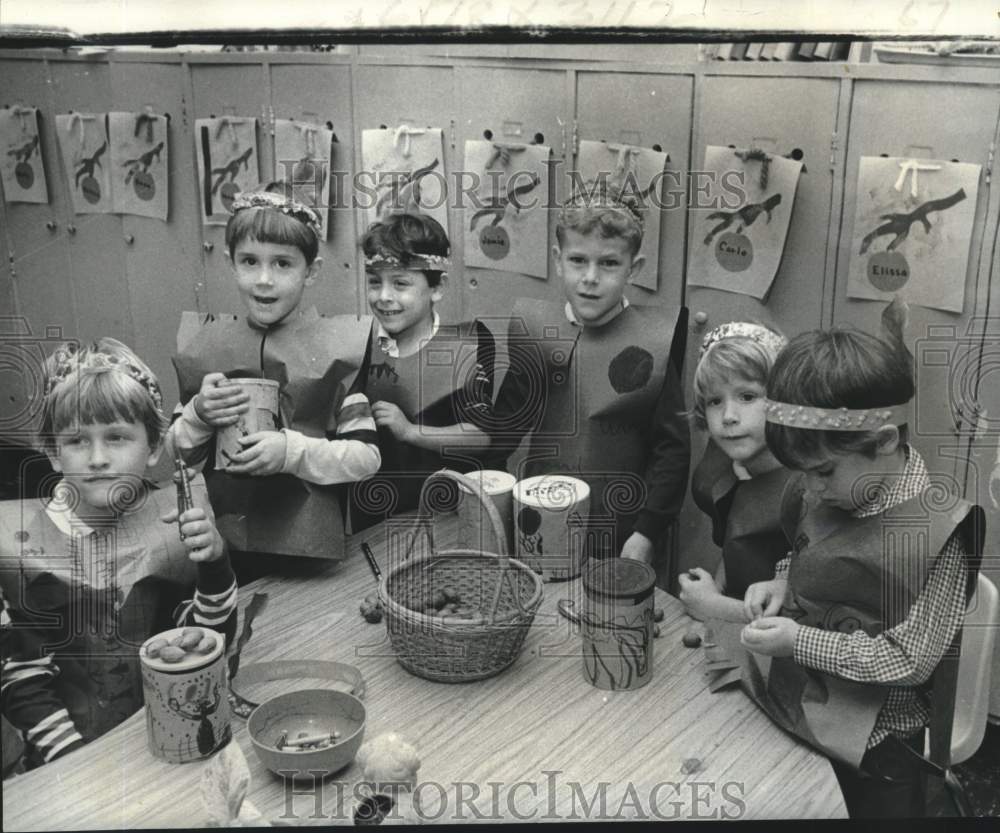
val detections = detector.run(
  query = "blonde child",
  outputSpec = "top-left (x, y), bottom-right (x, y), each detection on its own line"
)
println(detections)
top-left (352, 212), bottom-right (496, 529)
top-left (678, 322), bottom-right (789, 621)
top-left (733, 302), bottom-right (983, 817)
top-left (170, 184), bottom-right (378, 574)
top-left (0, 338), bottom-right (237, 769)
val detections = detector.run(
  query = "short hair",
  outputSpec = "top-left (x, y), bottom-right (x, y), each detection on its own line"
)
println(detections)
top-left (691, 334), bottom-right (780, 431)
top-left (556, 182), bottom-right (644, 257)
top-left (225, 181), bottom-right (320, 264)
top-left (39, 337), bottom-right (167, 452)
top-left (765, 327), bottom-right (914, 468)
top-left (361, 213), bottom-right (450, 288)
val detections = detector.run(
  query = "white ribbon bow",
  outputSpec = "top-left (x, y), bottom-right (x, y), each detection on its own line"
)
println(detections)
top-left (215, 117), bottom-right (242, 147)
top-left (393, 124), bottom-right (426, 159)
top-left (894, 158), bottom-right (942, 198)
top-left (606, 143), bottom-right (641, 181)
top-left (13, 106), bottom-right (34, 133)
top-left (296, 122), bottom-right (318, 157)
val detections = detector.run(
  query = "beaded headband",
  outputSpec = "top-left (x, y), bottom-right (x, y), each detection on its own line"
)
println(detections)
top-left (363, 251), bottom-right (452, 271)
top-left (764, 399), bottom-right (911, 432)
top-left (231, 190), bottom-right (322, 236)
top-left (700, 322), bottom-right (787, 359)
top-left (558, 183), bottom-right (645, 234)
top-left (46, 344), bottom-right (164, 414)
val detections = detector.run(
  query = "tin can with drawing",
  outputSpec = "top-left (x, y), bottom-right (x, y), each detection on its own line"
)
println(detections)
top-left (513, 475), bottom-right (590, 581)
top-left (214, 377), bottom-right (280, 470)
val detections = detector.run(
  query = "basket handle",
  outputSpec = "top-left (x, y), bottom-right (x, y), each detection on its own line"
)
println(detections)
top-left (418, 468), bottom-right (510, 557)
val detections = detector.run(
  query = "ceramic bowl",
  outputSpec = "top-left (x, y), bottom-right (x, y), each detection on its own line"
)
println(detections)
top-left (247, 689), bottom-right (366, 780)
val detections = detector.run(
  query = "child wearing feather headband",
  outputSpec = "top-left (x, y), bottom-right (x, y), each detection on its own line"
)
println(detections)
top-left (169, 183), bottom-right (378, 576)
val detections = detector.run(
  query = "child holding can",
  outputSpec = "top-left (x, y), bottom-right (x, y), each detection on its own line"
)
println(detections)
top-left (492, 182), bottom-right (690, 575)
top-left (678, 321), bottom-right (790, 622)
top-left (0, 337), bottom-right (237, 769)
top-left (169, 184), bottom-right (379, 575)
top-left (351, 212), bottom-right (498, 530)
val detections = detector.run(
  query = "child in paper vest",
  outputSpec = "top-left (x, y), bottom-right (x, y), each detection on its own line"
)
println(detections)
top-left (351, 212), bottom-right (497, 530)
top-left (729, 301), bottom-right (983, 818)
top-left (169, 185), bottom-right (379, 577)
top-left (679, 322), bottom-right (791, 621)
top-left (492, 184), bottom-right (690, 570)
top-left (0, 338), bottom-right (237, 769)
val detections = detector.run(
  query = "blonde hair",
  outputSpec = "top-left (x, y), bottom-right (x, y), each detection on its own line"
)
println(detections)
top-left (39, 337), bottom-right (167, 451)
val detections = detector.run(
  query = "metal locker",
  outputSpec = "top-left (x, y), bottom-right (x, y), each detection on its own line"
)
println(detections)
top-left (353, 63), bottom-right (460, 325)
top-left (270, 61), bottom-right (358, 317)
top-left (575, 70), bottom-right (693, 309)
top-left (110, 57), bottom-right (203, 416)
top-left (677, 73), bottom-right (842, 579)
top-left (188, 61), bottom-right (269, 316)
top-left (48, 57), bottom-right (134, 347)
top-left (833, 80), bottom-right (999, 510)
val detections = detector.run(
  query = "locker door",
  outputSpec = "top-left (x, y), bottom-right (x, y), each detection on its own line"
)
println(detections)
top-left (109, 58), bottom-right (202, 415)
top-left (1, 58), bottom-right (76, 348)
top-left (576, 71), bottom-right (693, 309)
top-left (833, 81), bottom-right (998, 507)
top-left (678, 74), bottom-right (842, 578)
top-left (270, 62), bottom-right (358, 316)
top-left (456, 66), bottom-right (572, 321)
top-left (0, 199), bottom-right (31, 437)
top-left (48, 58), bottom-right (134, 347)
top-left (354, 63), bottom-right (459, 324)
top-left (189, 62), bottom-right (268, 315)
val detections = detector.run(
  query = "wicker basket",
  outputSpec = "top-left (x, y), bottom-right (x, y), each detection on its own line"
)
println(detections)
top-left (378, 470), bottom-right (544, 683)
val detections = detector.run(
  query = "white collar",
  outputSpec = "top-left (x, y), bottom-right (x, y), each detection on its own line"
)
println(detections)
top-left (376, 310), bottom-right (440, 358)
top-left (732, 461), bottom-right (752, 481)
top-left (564, 297), bottom-right (629, 327)
top-left (44, 480), bottom-right (97, 536)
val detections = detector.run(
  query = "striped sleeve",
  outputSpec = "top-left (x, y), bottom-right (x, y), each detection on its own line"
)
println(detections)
top-left (335, 391), bottom-right (379, 445)
top-left (1, 595), bottom-right (84, 765)
top-left (174, 556), bottom-right (239, 644)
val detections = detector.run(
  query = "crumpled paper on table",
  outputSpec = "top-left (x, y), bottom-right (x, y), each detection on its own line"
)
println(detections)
top-left (201, 740), bottom-right (269, 827)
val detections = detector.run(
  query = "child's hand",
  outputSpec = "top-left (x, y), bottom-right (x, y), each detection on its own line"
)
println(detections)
top-left (740, 616), bottom-right (799, 657)
top-left (193, 373), bottom-right (249, 427)
top-left (744, 578), bottom-right (787, 621)
top-left (620, 531), bottom-right (653, 564)
top-left (224, 431), bottom-right (287, 476)
top-left (678, 567), bottom-right (722, 621)
top-left (372, 401), bottom-right (416, 443)
top-left (161, 506), bottom-right (224, 562)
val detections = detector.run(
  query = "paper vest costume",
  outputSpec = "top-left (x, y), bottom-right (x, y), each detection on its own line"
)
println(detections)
top-left (353, 320), bottom-right (496, 530)
top-left (510, 299), bottom-right (682, 556)
top-left (173, 308), bottom-right (371, 558)
top-left (0, 479), bottom-right (211, 744)
top-left (691, 439), bottom-right (791, 599)
top-left (708, 475), bottom-right (984, 769)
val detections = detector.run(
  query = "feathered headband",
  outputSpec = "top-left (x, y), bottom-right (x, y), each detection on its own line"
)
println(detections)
top-left (231, 190), bottom-right (322, 236)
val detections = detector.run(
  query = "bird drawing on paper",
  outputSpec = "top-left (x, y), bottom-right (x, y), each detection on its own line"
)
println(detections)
top-left (122, 141), bottom-right (164, 184)
top-left (703, 192), bottom-right (782, 245)
top-left (859, 188), bottom-right (966, 254)
top-left (469, 173), bottom-right (542, 230)
top-left (374, 157), bottom-right (440, 219)
top-left (74, 141), bottom-right (107, 188)
top-left (211, 146), bottom-right (253, 196)
top-left (7, 134), bottom-right (39, 163)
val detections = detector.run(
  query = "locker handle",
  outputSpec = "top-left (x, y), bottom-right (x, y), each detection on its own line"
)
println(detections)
top-left (693, 311), bottom-right (709, 327)
top-left (45, 220), bottom-right (58, 232)
top-left (66, 225), bottom-right (77, 235)
top-left (124, 234), bottom-right (135, 245)
top-left (203, 242), bottom-right (214, 253)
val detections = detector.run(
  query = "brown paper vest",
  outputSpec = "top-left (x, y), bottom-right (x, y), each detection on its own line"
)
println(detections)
top-left (0, 106), bottom-right (48, 204)
top-left (688, 145), bottom-right (802, 301)
top-left (463, 140), bottom-right (551, 279)
top-left (108, 111), bottom-right (169, 220)
top-left (195, 117), bottom-right (259, 225)
top-left (847, 156), bottom-right (981, 314)
top-left (575, 140), bottom-right (669, 291)
top-left (273, 118), bottom-right (334, 240)
top-left (55, 112), bottom-right (113, 214)
top-left (360, 125), bottom-right (447, 235)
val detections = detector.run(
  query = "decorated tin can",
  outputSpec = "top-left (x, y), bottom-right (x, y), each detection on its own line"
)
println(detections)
top-left (513, 475), bottom-right (590, 581)
top-left (463, 470), bottom-right (517, 553)
top-left (215, 377), bottom-right (280, 470)
top-left (581, 558), bottom-right (656, 690)
top-left (140, 626), bottom-right (232, 763)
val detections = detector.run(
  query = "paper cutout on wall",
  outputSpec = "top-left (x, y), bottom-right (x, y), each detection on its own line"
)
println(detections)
top-left (0, 106), bottom-right (48, 204)
top-left (575, 140), bottom-right (669, 291)
top-left (274, 119), bottom-right (334, 240)
top-left (360, 126), bottom-right (447, 235)
top-left (195, 117), bottom-right (259, 225)
top-left (108, 111), bottom-right (169, 220)
top-left (688, 145), bottom-right (802, 301)
top-left (463, 140), bottom-right (551, 279)
top-left (847, 156), bottom-right (980, 314)
top-left (55, 113), bottom-right (114, 214)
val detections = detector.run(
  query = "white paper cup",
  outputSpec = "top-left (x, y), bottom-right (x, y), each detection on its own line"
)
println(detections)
top-left (462, 470), bottom-right (516, 553)
top-left (513, 475), bottom-right (590, 581)
top-left (214, 377), bottom-right (280, 470)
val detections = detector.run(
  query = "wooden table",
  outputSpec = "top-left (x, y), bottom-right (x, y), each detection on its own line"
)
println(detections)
top-left (3, 520), bottom-right (846, 827)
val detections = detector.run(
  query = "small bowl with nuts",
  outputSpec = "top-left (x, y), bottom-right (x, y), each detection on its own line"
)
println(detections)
top-left (247, 689), bottom-right (366, 780)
